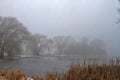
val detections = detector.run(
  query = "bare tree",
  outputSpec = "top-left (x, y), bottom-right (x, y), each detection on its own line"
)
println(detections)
top-left (63, 40), bottom-right (80, 55)
top-left (79, 37), bottom-right (90, 55)
top-left (21, 34), bottom-right (39, 57)
top-left (32, 34), bottom-right (48, 55)
top-left (63, 37), bottom-right (107, 57)
top-left (90, 39), bottom-right (107, 56)
top-left (0, 16), bottom-right (30, 58)
top-left (53, 36), bottom-right (73, 56)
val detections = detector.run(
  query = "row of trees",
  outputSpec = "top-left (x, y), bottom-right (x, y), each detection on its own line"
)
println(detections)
top-left (21, 34), bottom-right (107, 57)
top-left (0, 16), bottom-right (107, 58)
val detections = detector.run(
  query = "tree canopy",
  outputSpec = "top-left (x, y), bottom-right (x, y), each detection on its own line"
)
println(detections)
top-left (0, 16), bottom-right (30, 58)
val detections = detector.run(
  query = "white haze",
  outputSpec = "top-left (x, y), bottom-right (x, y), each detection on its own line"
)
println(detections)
top-left (0, 0), bottom-right (120, 56)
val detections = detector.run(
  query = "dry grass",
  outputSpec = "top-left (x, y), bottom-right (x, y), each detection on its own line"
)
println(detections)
top-left (0, 68), bottom-right (27, 80)
top-left (31, 74), bottom-right (41, 80)
top-left (0, 58), bottom-right (120, 80)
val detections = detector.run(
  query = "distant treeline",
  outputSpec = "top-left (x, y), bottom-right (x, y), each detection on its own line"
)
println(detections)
top-left (0, 16), bottom-right (107, 59)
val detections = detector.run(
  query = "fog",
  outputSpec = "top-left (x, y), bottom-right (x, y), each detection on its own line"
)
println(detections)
top-left (0, 0), bottom-right (120, 56)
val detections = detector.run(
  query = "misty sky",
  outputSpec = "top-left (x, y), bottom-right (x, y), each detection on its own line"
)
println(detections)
top-left (0, 0), bottom-right (120, 56)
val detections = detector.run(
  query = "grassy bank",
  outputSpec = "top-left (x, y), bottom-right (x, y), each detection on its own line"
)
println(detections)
top-left (0, 58), bottom-right (120, 80)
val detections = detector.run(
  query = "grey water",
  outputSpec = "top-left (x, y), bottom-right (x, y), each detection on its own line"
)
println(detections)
top-left (0, 56), bottom-right (109, 77)
top-left (0, 57), bottom-right (73, 76)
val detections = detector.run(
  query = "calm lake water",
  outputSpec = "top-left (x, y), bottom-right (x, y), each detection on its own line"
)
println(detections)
top-left (0, 57), bottom-right (73, 76)
top-left (0, 56), bottom-right (109, 76)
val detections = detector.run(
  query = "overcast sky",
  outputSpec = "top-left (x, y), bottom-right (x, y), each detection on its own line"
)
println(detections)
top-left (0, 0), bottom-right (120, 56)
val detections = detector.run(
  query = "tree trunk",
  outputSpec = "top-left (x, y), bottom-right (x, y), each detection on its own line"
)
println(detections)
top-left (0, 51), bottom-right (4, 59)
top-left (0, 47), bottom-right (5, 59)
